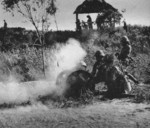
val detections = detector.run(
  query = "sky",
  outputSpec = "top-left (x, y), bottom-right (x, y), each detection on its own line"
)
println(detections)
top-left (0, 0), bottom-right (150, 31)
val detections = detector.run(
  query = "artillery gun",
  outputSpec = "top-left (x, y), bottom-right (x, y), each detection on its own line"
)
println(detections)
top-left (56, 68), bottom-right (94, 98)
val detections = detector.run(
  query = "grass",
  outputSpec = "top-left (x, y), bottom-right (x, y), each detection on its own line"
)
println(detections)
top-left (132, 83), bottom-right (150, 103)
top-left (0, 48), bottom-right (44, 82)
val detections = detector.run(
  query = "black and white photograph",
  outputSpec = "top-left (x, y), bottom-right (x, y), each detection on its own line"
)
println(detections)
top-left (0, 0), bottom-right (150, 128)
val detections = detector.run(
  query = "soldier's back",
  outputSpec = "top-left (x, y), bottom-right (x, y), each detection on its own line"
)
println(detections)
top-left (119, 44), bottom-right (132, 61)
top-left (105, 65), bottom-right (127, 94)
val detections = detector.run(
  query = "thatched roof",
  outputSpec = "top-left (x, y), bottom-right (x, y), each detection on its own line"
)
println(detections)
top-left (74, 0), bottom-right (117, 14)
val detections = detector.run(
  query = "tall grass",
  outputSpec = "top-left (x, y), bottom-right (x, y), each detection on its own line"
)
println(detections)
top-left (0, 47), bottom-right (46, 82)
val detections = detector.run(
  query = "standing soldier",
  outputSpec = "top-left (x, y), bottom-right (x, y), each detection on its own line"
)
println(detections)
top-left (123, 20), bottom-right (127, 32)
top-left (4, 20), bottom-right (7, 29)
top-left (3, 20), bottom-right (7, 36)
top-left (2, 20), bottom-right (8, 51)
top-left (76, 18), bottom-right (81, 32)
top-left (96, 14), bottom-right (102, 30)
top-left (87, 15), bottom-right (93, 30)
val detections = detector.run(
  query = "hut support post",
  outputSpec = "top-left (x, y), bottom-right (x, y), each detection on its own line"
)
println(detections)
top-left (76, 13), bottom-right (78, 31)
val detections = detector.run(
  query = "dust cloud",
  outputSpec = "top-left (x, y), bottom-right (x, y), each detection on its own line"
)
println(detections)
top-left (0, 38), bottom-right (87, 105)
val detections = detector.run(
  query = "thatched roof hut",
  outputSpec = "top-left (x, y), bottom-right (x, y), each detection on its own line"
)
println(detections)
top-left (73, 0), bottom-right (122, 31)
top-left (74, 0), bottom-right (117, 14)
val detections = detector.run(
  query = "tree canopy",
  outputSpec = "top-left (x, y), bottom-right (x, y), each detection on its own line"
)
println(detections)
top-left (2, 0), bottom-right (57, 33)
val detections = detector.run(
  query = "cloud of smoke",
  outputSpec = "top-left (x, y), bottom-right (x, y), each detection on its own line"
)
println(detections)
top-left (46, 38), bottom-right (87, 95)
top-left (0, 38), bottom-right (87, 105)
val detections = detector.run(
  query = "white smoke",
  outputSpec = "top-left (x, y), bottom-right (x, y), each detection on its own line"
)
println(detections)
top-left (47, 38), bottom-right (86, 78)
top-left (46, 38), bottom-right (87, 96)
top-left (0, 38), bottom-right (87, 105)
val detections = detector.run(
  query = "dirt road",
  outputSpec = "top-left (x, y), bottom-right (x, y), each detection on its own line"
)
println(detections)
top-left (0, 99), bottom-right (149, 128)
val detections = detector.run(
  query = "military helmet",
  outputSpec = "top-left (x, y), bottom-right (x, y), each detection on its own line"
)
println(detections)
top-left (80, 61), bottom-right (87, 67)
top-left (94, 50), bottom-right (105, 58)
top-left (121, 36), bottom-right (130, 45)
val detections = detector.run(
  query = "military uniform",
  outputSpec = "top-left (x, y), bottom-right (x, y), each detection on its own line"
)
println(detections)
top-left (104, 54), bottom-right (131, 96)
top-left (119, 36), bottom-right (131, 60)
top-left (119, 44), bottom-right (132, 61)
top-left (87, 15), bottom-right (93, 29)
top-left (92, 50), bottom-right (106, 83)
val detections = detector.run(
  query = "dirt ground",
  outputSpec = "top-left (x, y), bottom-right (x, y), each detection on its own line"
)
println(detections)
top-left (0, 99), bottom-right (149, 128)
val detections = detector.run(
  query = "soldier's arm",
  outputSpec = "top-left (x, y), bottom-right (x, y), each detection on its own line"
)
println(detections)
top-left (128, 56), bottom-right (134, 62)
top-left (125, 72), bottom-right (138, 84)
top-left (91, 62), bottom-right (98, 76)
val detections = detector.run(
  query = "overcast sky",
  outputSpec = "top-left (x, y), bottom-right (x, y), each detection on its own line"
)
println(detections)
top-left (0, 0), bottom-right (150, 30)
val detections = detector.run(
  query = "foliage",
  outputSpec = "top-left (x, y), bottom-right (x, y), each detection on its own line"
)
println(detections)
top-left (103, 9), bottom-right (122, 24)
top-left (0, 47), bottom-right (45, 82)
top-left (0, 28), bottom-right (80, 50)
top-left (96, 9), bottom-right (122, 29)
top-left (0, 27), bottom-right (28, 51)
top-left (45, 31), bottom-right (80, 45)
top-left (132, 84), bottom-right (150, 103)
top-left (1, 0), bottom-right (58, 75)
top-left (1, 0), bottom-right (57, 41)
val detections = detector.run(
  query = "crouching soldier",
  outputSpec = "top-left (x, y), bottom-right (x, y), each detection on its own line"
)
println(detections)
top-left (104, 54), bottom-right (132, 97)
top-left (118, 36), bottom-right (132, 66)
top-left (92, 50), bottom-right (106, 84)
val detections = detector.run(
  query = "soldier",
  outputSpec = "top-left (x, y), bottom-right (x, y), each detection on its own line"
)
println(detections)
top-left (104, 54), bottom-right (132, 96)
top-left (4, 20), bottom-right (7, 29)
top-left (123, 20), bottom-right (127, 32)
top-left (81, 20), bottom-right (88, 29)
top-left (76, 18), bottom-right (81, 32)
top-left (96, 14), bottom-right (100, 30)
top-left (87, 15), bottom-right (93, 30)
top-left (118, 36), bottom-right (132, 64)
top-left (92, 50), bottom-right (106, 83)
top-left (96, 14), bottom-right (103, 30)
top-left (116, 36), bottom-right (138, 84)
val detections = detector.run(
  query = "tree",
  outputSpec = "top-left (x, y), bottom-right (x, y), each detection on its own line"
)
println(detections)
top-left (96, 9), bottom-right (122, 29)
top-left (1, 0), bottom-right (57, 75)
